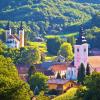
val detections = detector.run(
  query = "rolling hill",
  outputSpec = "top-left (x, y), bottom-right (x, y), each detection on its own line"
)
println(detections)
top-left (0, 0), bottom-right (100, 40)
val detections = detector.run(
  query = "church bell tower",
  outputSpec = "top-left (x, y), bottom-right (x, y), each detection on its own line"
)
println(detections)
top-left (19, 22), bottom-right (24, 47)
top-left (74, 25), bottom-right (88, 69)
top-left (66, 25), bottom-right (88, 81)
top-left (5, 21), bottom-right (11, 42)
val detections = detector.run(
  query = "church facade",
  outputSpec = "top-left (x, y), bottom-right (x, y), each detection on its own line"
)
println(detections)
top-left (5, 22), bottom-right (24, 48)
top-left (66, 25), bottom-right (88, 80)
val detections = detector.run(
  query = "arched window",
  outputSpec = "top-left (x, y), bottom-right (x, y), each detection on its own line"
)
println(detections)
top-left (84, 48), bottom-right (86, 52)
top-left (77, 48), bottom-right (79, 52)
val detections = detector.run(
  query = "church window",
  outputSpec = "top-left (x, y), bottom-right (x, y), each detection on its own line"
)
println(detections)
top-left (84, 48), bottom-right (86, 52)
top-left (77, 48), bottom-right (79, 52)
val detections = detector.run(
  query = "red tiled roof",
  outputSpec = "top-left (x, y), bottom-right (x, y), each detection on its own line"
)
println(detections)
top-left (88, 56), bottom-right (100, 68)
top-left (50, 64), bottom-right (67, 72)
top-left (88, 56), bottom-right (100, 72)
top-left (8, 35), bottom-right (20, 41)
top-left (13, 34), bottom-right (20, 41)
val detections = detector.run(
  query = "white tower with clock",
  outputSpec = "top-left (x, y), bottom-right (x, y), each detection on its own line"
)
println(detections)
top-left (74, 25), bottom-right (88, 69)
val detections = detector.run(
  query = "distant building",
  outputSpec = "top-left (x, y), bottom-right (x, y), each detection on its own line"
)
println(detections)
top-left (5, 21), bottom-right (25, 48)
top-left (55, 55), bottom-right (65, 62)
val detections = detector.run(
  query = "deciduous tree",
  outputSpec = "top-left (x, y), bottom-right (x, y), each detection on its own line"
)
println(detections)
top-left (58, 42), bottom-right (74, 61)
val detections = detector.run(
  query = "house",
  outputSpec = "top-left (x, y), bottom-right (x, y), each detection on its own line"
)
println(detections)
top-left (54, 55), bottom-right (65, 62)
top-left (50, 63), bottom-right (67, 78)
top-left (48, 79), bottom-right (77, 92)
top-left (5, 21), bottom-right (24, 48)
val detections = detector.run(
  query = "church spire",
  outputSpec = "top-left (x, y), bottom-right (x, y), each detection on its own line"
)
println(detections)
top-left (19, 21), bottom-right (23, 30)
top-left (76, 25), bottom-right (87, 45)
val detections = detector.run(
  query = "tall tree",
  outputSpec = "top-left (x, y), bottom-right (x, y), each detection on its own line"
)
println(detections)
top-left (47, 37), bottom-right (63, 55)
top-left (56, 72), bottom-right (61, 79)
top-left (77, 63), bottom-right (85, 84)
top-left (86, 64), bottom-right (90, 75)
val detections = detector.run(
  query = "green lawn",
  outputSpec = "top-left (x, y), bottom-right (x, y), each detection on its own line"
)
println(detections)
top-left (45, 33), bottom-right (78, 39)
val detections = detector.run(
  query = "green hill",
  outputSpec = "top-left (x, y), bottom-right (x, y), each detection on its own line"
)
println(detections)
top-left (0, 0), bottom-right (100, 40)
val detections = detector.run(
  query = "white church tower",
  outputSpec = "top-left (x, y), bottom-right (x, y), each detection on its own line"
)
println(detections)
top-left (74, 25), bottom-right (88, 69)
top-left (66, 25), bottom-right (88, 80)
top-left (19, 22), bottom-right (24, 47)
top-left (5, 21), bottom-right (11, 42)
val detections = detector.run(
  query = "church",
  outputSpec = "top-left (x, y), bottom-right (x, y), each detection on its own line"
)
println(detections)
top-left (47, 25), bottom-right (89, 91)
top-left (66, 25), bottom-right (88, 80)
top-left (5, 22), bottom-right (24, 48)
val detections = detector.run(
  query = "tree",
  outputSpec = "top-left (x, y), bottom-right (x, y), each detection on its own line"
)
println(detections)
top-left (86, 64), bottom-right (90, 75)
top-left (28, 65), bottom-right (36, 79)
top-left (4, 46), bottom-right (41, 65)
top-left (36, 91), bottom-right (50, 100)
top-left (0, 40), bottom-right (7, 55)
top-left (56, 72), bottom-right (61, 79)
top-left (29, 72), bottom-right (48, 93)
top-left (76, 72), bottom-right (100, 100)
top-left (0, 55), bottom-right (33, 100)
top-left (58, 42), bottom-right (74, 61)
top-left (77, 63), bottom-right (85, 84)
top-left (47, 37), bottom-right (63, 55)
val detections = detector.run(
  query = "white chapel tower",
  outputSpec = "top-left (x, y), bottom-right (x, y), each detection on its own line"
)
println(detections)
top-left (5, 21), bottom-right (11, 42)
top-left (19, 22), bottom-right (24, 47)
top-left (74, 25), bottom-right (88, 69)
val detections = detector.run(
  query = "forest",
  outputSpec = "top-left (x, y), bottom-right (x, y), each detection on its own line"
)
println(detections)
top-left (0, 0), bottom-right (100, 49)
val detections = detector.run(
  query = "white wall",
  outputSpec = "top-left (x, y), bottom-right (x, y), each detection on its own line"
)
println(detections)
top-left (74, 43), bottom-right (88, 69)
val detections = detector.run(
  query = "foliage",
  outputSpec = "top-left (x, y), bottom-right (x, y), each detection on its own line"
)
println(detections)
top-left (3, 47), bottom-right (41, 65)
top-left (0, 0), bottom-right (99, 40)
top-left (0, 40), bottom-right (7, 55)
top-left (36, 91), bottom-right (50, 100)
top-left (76, 72), bottom-right (100, 100)
top-left (29, 72), bottom-right (48, 93)
top-left (47, 37), bottom-right (63, 55)
top-left (77, 63), bottom-right (85, 84)
top-left (86, 64), bottom-right (90, 76)
top-left (27, 41), bottom-right (47, 53)
top-left (53, 87), bottom-right (78, 100)
top-left (86, 27), bottom-right (100, 49)
top-left (0, 55), bottom-right (33, 100)
top-left (28, 65), bottom-right (36, 80)
top-left (58, 42), bottom-right (74, 60)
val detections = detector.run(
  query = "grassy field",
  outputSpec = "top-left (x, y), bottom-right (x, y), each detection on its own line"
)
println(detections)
top-left (45, 32), bottom-right (78, 39)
